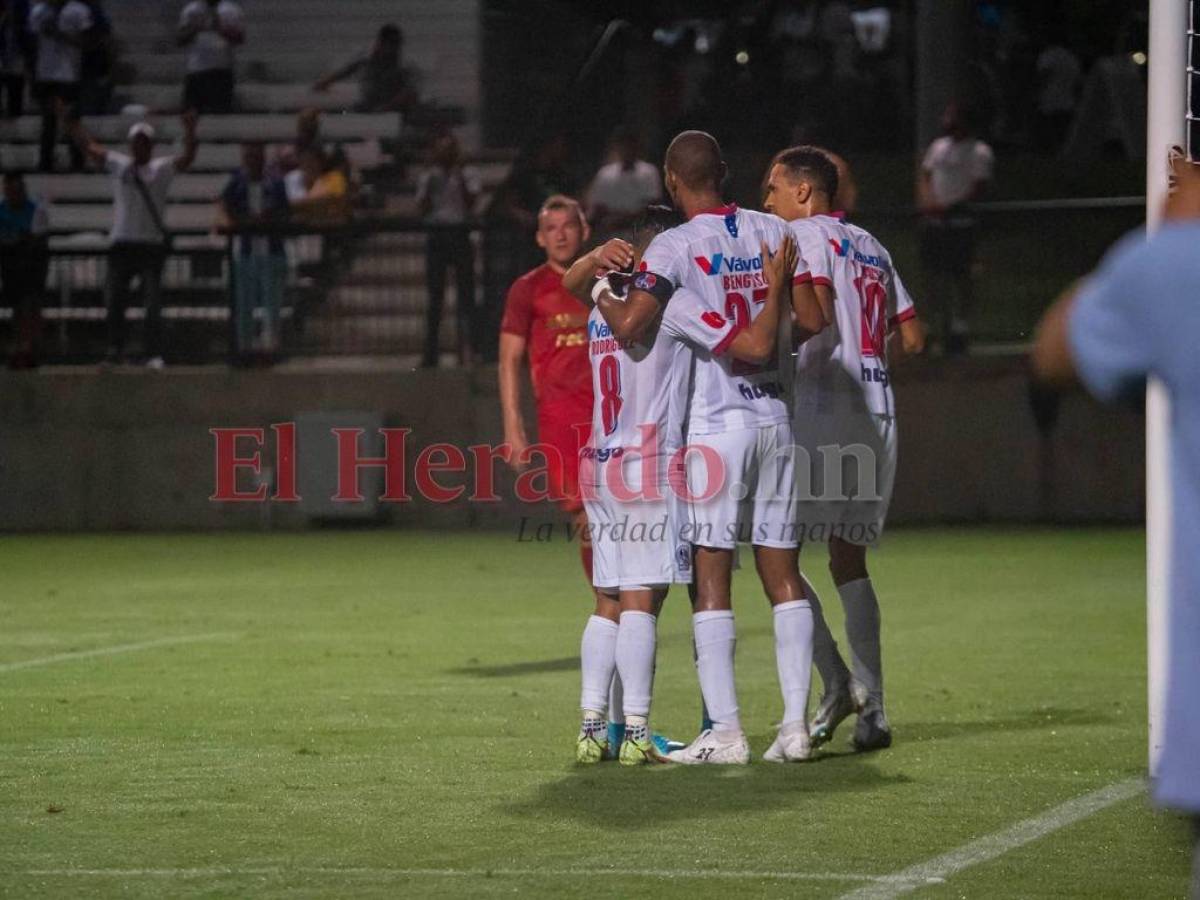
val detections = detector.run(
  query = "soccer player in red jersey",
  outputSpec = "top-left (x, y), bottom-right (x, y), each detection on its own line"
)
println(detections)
top-left (499, 193), bottom-right (594, 555)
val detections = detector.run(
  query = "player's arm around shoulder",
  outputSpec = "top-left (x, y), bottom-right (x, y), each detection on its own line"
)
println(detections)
top-left (604, 229), bottom-right (681, 342)
top-left (783, 219), bottom-right (831, 341)
top-left (604, 283), bottom-right (663, 343)
top-left (728, 236), bottom-right (797, 365)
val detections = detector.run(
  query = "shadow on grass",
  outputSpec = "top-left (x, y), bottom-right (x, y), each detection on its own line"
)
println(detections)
top-left (501, 748), bottom-right (910, 830)
top-left (449, 657), bottom-right (581, 678)
top-left (901, 706), bottom-right (1116, 743)
top-left (448, 629), bottom-right (774, 680)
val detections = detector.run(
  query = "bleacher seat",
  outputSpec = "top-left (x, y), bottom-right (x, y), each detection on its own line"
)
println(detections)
top-left (16, 0), bottom-right (491, 359)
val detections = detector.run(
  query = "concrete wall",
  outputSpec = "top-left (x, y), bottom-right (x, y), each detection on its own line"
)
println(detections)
top-left (0, 356), bottom-right (1143, 532)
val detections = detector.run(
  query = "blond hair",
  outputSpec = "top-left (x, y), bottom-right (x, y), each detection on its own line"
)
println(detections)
top-left (537, 194), bottom-right (586, 228)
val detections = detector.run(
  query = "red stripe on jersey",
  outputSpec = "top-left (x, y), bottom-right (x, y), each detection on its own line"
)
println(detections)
top-left (711, 322), bottom-right (744, 357)
top-left (811, 275), bottom-right (833, 288)
top-left (793, 272), bottom-right (813, 285)
top-left (888, 307), bottom-right (917, 330)
top-left (690, 203), bottom-right (738, 219)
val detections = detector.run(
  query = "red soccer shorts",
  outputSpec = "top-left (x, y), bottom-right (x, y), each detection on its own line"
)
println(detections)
top-left (535, 412), bottom-right (591, 514)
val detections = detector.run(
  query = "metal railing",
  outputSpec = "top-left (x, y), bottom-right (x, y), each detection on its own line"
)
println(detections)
top-left (0, 197), bottom-right (1147, 365)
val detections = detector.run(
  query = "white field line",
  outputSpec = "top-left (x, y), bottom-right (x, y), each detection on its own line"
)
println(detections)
top-left (0, 634), bottom-right (237, 673)
top-left (15, 866), bottom-right (927, 885)
top-left (837, 777), bottom-right (1146, 900)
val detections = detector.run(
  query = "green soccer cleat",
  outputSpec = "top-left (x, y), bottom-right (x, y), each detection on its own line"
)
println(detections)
top-left (618, 736), bottom-right (667, 766)
top-left (576, 718), bottom-right (609, 764)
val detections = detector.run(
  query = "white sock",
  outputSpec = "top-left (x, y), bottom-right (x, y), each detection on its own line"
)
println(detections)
top-left (772, 599), bottom-right (814, 726)
top-left (615, 610), bottom-right (657, 719)
top-left (626, 715), bottom-right (649, 743)
top-left (608, 669), bottom-right (625, 726)
top-left (802, 573), bottom-right (852, 694)
top-left (693, 610), bottom-right (741, 734)
top-left (693, 638), bottom-right (713, 727)
top-left (579, 615), bottom-right (618, 715)
top-left (839, 577), bottom-right (883, 706)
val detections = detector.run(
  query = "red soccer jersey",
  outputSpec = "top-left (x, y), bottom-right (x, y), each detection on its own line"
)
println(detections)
top-left (500, 263), bottom-right (593, 418)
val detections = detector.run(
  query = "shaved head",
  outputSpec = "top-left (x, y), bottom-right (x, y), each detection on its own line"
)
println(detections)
top-left (664, 130), bottom-right (725, 192)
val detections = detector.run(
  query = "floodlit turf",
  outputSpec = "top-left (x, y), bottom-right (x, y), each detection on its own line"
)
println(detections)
top-left (0, 527), bottom-right (1192, 899)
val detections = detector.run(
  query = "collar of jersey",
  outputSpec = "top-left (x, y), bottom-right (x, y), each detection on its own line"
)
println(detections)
top-left (690, 203), bottom-right (738, 220)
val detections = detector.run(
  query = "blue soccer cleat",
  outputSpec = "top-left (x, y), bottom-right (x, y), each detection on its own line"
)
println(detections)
top-left (609, 722), bottom-right (683, 756)
top-left (652, 732), bottom-right (686, 755)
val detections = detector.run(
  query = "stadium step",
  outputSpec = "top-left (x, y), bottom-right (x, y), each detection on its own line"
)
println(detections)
top-left (0, 113), bottom-right (401, 144)
top-left (3, 141), bottom-right (386, 178)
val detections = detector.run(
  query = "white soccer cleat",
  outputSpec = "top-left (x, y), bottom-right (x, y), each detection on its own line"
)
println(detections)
top-left (763, 721), bottom-right (812, 762)
top-left (666, 728), bottom-right (751, 765)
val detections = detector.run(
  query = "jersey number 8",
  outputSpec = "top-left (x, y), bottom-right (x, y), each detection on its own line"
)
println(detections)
top-left (599, 354), bottom-right (623, 436)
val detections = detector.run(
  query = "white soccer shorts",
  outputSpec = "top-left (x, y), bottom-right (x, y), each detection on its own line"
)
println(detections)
top-left (793, 411), bottom-right (896, 547)
top-left (583, 465), bottom-right (693, 591)
top-left (683, 421), bottom-right (799, 550)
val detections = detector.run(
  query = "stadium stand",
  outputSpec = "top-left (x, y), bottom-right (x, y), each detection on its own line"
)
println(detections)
top-left (2, 0), bottom-right (511, 363)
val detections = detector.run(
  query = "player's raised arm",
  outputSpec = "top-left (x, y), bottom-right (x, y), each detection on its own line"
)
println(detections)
top-left (727, 237), bottom-right (796, 365)
top-left (561, 238), bottom-right (634, 303)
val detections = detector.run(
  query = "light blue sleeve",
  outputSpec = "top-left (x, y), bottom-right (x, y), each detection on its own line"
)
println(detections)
top-left (1067, 230), bottom-right (1158, 404)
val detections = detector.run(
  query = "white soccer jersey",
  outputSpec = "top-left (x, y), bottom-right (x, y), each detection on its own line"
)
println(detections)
top-left (787, 214), bottom-right (916, 419)
top-left (583, 278), bottom-right (738, 487)
top-left (639, 205), bottom-right (805, 435)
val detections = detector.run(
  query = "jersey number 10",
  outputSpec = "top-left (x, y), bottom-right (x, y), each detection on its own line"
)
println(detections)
top-left (854, 272), bottom-right (888, 358)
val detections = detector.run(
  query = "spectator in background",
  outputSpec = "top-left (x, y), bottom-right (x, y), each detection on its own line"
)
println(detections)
top-left (292, 107), bottom-right (321, 158)
top-left (0, 171), bottom-right (48, 368)
top-left (1035, 31), bottom-right (1082, 154)
top-left (217, 142), bottom-right (289, 363)
top-left (0, 0), bottom-right (32, 119)
top-left (584, 127), bottom-right (661, 242)
top-left (312, 24), bottom-right (417, 115)
top-left (917, 101), bottom-right (993, 355)
top-left (416, 130), bottom-right (479, 368)
top-left (71, 112), bottom-right (199, 369)
top-left (273, 107), bottom-right (321, 186)
top-left (289, 145), bottom-right (350, 226)
top-left (78, 0), bottom-right (113, 115)
top-left (177, 0), bottom-right (243, 114)
top-left (481, 131), bottom-right (576, 361)
top-left (274, 108), bottom-right (356, 201)
top-left (29, 0), bottom-right (91, 172)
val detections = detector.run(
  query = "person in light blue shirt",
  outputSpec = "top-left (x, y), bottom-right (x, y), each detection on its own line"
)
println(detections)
top-left (1033, 158), bottom-right (1200, 895)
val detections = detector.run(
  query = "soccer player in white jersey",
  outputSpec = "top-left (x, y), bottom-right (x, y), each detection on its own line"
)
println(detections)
top-left (763, 146), bottom-right (926, 751)
top-left (562, 206), bottom-right (798, 764)
top-left (600, 132), bottom-right (825, 765)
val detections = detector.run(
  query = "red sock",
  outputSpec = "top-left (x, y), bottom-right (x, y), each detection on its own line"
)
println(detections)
top-left (580, 544), bottom-right (593, 582)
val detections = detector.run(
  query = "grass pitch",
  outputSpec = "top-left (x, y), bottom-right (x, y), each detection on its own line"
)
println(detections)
top-left (0, 527), bottom-right (1192, 899)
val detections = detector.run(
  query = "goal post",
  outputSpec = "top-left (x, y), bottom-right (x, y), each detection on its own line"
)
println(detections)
top-left (1145, 0), bottom-right (1188, 776)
